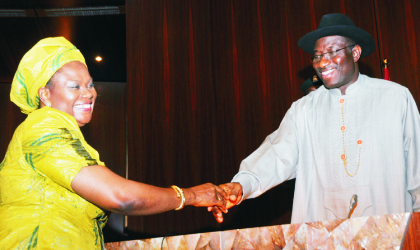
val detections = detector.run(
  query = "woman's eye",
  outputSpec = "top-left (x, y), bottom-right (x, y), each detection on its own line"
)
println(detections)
top-left (88, 84), bottom-right (95, 88)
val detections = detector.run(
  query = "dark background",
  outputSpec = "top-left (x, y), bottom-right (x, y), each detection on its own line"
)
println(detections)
top-left (1, 0), bottom-right (419, 243)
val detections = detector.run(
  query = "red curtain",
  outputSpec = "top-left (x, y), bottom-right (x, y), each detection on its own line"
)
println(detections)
top-left (375, 0), bottom-right (420, 103)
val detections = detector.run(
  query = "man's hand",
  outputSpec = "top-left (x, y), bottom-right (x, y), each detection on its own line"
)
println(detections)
top-left (207, 182), bottom-right (243, 223)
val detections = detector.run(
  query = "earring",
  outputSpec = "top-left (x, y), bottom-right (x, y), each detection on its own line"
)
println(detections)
top-left (42, 99), bottom-right (51, 107)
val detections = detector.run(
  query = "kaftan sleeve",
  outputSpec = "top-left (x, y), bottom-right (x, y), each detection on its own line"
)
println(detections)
top-left (232, 107), bottom-right (299, 200)
top-left (21, 122), bottom-right (101, 192)
top-left (403, 89), bottom-right (420, 212)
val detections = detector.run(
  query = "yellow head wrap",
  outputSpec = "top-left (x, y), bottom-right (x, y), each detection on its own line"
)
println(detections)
top-left (10, 37), bottom-right (87, 114)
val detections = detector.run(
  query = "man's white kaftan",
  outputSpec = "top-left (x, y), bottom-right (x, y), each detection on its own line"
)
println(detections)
top-left (232, 74), bottom-right (420, 223)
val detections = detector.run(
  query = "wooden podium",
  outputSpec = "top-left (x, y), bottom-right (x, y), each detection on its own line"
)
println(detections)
top-left (105, 212), bottom-right (420, 249)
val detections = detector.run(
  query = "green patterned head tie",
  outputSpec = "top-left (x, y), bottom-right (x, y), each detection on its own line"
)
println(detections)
top-left (10, 37), bottom-right (87, 114)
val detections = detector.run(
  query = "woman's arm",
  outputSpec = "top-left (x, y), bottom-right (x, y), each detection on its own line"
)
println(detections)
top-left (71, 165), bottom-right (228, 215)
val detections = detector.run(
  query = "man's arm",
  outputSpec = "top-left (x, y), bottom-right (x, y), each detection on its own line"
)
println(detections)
top-left (210, 107), bottom-right (300, 222)
top-left (404, 90), bottom-right (420, 212)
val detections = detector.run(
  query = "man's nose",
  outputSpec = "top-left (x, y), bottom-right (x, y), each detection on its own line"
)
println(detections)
top-left (318, 55), bottom-right (331, 68)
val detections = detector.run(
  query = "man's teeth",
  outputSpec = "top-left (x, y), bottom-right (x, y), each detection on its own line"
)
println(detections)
top-left (75, 104), bottom-right (91, 108)
top-left (321, 69), bottom-right (335, 75)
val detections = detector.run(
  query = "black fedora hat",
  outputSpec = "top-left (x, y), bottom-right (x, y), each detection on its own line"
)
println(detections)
top-left (298, 13), bottom-right (375, 59)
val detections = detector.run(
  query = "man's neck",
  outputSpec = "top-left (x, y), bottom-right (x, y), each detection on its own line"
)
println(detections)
top-left (339, 72), bottom-right (360, 95)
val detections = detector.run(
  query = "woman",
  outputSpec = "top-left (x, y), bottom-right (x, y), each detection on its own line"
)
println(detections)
top-left (0, 37), bottom-right (228, 249)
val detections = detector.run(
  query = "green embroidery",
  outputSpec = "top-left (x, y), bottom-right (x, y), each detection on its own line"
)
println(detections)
top-left (26, 225), bottom-right (39, 249)
top-left (0, 159), bottom-right (5, 171)
top-left (25, 153), bottom-right (35, 170)
top-left (23, 128), bottom-right (98, 171)
top-left (30, 133), bottom-right (63, 147)
top-left (94, 213), bottom-right (107, 249)
top-left (58, 128), bottom-right (98, 165)
top-left (52, 47), bottom-right (78, 72)
top-left (15, 71), bottom-right (38, 109)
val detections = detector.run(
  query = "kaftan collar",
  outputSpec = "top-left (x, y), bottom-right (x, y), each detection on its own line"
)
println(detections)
top-left (327, 73), bottom-right (363, 96)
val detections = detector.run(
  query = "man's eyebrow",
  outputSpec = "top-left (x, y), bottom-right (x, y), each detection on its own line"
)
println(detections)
top-left (314, 45), bottom-right (335, 53)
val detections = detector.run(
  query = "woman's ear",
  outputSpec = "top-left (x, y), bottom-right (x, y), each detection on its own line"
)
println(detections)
top-left (38, 86), bottom-right (52, 107)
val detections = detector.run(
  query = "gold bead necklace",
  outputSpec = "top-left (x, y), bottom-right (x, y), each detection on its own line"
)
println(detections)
top-left (340, 98), bottom-right (362, 177)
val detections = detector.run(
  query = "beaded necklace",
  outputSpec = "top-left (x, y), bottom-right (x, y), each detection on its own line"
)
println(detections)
top-left (339, 98), bottom-right (362, 177)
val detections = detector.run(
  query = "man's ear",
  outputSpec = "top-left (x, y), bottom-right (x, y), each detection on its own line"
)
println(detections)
top-left (352, 45), bottom-right (362, 63)
top-left (38, 86), bottom-right (51, 107)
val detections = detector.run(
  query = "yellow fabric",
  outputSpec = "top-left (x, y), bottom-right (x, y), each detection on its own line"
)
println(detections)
top-left (10, 37), bottom-right (86, 114)
top-left (0, 107), bottom-right (107, 249)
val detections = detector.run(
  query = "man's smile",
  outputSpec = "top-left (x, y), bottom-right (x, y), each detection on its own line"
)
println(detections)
top-left (320, 68), bottom-right (335, 77)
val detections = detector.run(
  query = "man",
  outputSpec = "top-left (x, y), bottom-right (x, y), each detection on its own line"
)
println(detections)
top-left (211, 13), bottom-right (420, 224)
top-left (301, 75), bottom-right (322, 95)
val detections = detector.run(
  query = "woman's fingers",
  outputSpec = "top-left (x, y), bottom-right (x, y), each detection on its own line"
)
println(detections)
top-left (205, 182), bottom-right (244, 223)
top-left (186, 183), bottom-right (227, 210)
top-left (186, 182), bottom-right (244, 221)
top-left (209, 205), bottom-right (224, 223)
top-left (215, 185), bottom-right (229, 199)
top-left (212, 185), bottom-right (228, 211)
top-left (220, 182), bottom-right (243, 204)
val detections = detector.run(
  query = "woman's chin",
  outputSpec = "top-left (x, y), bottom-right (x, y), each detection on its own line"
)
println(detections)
top-left (75, 116), bottom-right (92, 127)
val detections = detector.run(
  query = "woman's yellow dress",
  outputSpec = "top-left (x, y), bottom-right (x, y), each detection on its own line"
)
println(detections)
top-left (0, 107), bottom-right (107, 249)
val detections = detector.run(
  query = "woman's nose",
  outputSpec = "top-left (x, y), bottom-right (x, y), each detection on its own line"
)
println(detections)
top-left (81, 88), bottom-right (94, 98)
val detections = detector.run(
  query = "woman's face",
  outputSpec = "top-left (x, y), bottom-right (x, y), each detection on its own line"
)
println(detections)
top-left (47, 61), bottom-right (97, 127)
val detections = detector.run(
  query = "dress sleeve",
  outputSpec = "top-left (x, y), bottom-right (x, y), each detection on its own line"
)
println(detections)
top-left (403, 89), bottom-right (420, 212)
top-left (232, 107), bottom-right (299, 199)
top-left (22, 124), bottom-right (99, 192)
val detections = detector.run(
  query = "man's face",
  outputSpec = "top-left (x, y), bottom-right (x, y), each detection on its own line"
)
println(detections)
top-left (313, 36), bottom-right (361, 93)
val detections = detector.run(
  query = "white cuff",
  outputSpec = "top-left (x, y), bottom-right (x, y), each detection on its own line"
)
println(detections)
top-left (231, 172), bottom-right (259, 204)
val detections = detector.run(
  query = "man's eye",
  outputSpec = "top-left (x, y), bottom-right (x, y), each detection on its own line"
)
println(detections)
top-left (88, 84), bottom-right (95, 88)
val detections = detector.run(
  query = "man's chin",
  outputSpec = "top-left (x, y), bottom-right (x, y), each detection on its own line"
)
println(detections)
top-left (321, 78), bottom-right (341, 89)
top-left (323, 83), bottom-right (336, 89)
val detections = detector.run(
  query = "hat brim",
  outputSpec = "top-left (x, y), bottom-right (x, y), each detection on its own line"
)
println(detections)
top-left (298, 25), bottom-right (376, 59)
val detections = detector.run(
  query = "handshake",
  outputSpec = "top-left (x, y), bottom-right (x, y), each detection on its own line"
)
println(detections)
top-left (184, 182), bottom-right (243, 223)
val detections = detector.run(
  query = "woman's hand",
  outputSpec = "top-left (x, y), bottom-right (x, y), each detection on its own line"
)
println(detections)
top-left (183, 183), bottom-right (229, 212)
top-left (207, 182), bottom-right (243, 223)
